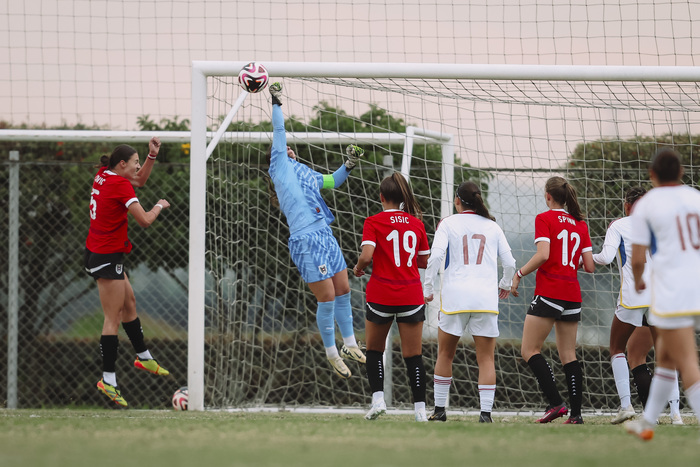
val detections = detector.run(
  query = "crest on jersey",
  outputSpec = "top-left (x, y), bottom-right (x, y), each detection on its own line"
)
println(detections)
top-left (318, 264), bottom-right (328, 275)
top-left (116, 264), bottom-right (123, 274)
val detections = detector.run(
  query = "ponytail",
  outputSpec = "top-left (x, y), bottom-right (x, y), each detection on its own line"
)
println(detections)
top-left (455, 181), bottom-right (494, 221)
top-left (99, 144), bottom-right (137, 170)
top-left (379, 172), bottom-right (423, 221)
top-left (545, 176), bottom-right (584, 221)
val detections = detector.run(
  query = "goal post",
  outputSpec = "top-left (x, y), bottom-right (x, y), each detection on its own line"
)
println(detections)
top-left (190, 61), bottom-right (700, 412)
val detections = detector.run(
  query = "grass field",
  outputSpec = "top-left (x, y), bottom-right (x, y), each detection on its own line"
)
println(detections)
top-left (1, 409), bottom-right (697, 467)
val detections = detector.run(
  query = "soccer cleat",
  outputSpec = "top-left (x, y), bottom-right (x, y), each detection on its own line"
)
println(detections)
top-left (328, 356), bottom-right (352, 378)
top-left (611, 406), bottom-right (636, 425)
top-left (134, 358), bottom-right (170, 376)
top-left (564, 415), bottom-right (584, 424)
top-left (340, 344), bottom-right (366, 364)
top-left (269, 82), bottom-right (283, 106)
top-left (428, 408), bottom-right (447, 422)
top-left (625, 418), bottom-right (655, 441)
top-left (365, 400), bottom-right (387, 420)
top-left (671, 413), bottom-right (684, 425)
top-left (415, 408), bottom-right (429, 423)
top-left (96, 379), bottom-right (128, 407)
top-left (479, 412), bottom-right (493, 423)
top-left (536, 403), bottom-right (568, 423)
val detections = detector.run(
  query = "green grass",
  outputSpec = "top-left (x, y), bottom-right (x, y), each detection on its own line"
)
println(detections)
top-left (0, 409), bottom-right (697, 467)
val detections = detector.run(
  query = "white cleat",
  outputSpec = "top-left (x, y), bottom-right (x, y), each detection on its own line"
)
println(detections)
top-left (671, 413), bottom-right (684, 425)
top-left (624, 418), bottom-right (655, 441)
top-left (611, 406), bottom-right (636, 425)
top-left (327, 356), bottom-right (351, 379)
top-left (340, 344), bottom-right (366, 364)
top-left (415, 408), bottom-right (428, 423)
top-left (365, 400), bottom-right (387, 420)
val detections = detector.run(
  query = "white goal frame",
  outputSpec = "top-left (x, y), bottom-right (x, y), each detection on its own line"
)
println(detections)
top-left (189, 61), bottom-right (700, 411)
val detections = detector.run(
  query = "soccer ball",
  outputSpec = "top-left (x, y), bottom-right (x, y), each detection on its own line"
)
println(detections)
top-left (238, 62), bottom-right (269, 93)
top-left (172, 386), bottom-right (188, 411)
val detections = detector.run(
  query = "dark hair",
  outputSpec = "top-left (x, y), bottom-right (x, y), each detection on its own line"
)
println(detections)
top-left (545, 176), bottom-right (584, 221)
top-left (651, 148), bottom-right (682, 183)
top-left (456, 181), bottom-right (494, 221)
top-left (380, 172), bottom-right (423, 221)
top-left (100, 144), bottom-right (137, 169)
top-left (624, 186), bottom-right (646, 206)
top-left (265, 146), bottom-right (279, 208)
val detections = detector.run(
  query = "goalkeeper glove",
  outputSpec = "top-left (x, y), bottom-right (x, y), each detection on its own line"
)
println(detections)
top-left (345, 144), bottom-right (364, 170)
top-left (269, 82), bottom-right (283, 106)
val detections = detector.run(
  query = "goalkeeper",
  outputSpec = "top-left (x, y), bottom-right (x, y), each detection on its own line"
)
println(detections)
top-left (266, 82), bottom-right (366, 378)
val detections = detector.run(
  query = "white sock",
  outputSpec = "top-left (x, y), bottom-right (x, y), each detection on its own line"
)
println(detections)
top-left (433, 375), bottom-right (452, 408)
top-left (342, 335), bottom-right (358, 348)
top-left (685, 381), bottom-right (700, 426)
top-left (103, 372), bottom-right (117, 387)
top-left (478, 384), bottom-right (496, 413)
top-left (611, 353), bottom-right (632, 408)
top-left (372, 391), bottom-right (385, 405)
top-left (414, 401), bottom-right (426, 413)
top-left (668, 370), bottom-right (681, 416)
top-left (642, 367), bottom-right (676, 425)
top-left (137, 350), bottom-right (153, 360)
top-left (325, 346), bottom-right (339, 359)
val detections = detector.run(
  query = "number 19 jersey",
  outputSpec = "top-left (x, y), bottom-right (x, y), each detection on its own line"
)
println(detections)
top-left (361, 209), bottom-right (430, 306)
top-left (534, 209), bottom-right (592, 302)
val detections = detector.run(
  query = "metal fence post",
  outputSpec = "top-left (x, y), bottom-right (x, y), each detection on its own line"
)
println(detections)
top-left (7, 150), bottom-right (19, 409)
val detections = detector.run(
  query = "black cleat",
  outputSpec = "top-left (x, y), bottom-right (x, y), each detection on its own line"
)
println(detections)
top-left (479, 412), bottom-right (493, 423)
top-left (428, 408), bottom-right (447, 422)
top-left (563, 415), bottom-right (584, 424)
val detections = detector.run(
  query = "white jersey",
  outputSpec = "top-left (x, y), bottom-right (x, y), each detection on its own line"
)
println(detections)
top-left (629, 185), bottom-right (700, 317)
top-left (424, 211), bottom-right (516, 314)
top-left (592, 216), bottom-right (651, 309)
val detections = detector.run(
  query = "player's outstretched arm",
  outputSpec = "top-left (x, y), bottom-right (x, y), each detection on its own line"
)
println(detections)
top-left (132, 136), bottom-right (161, 187)
top-left (321, 144), bottom-right (365, 190)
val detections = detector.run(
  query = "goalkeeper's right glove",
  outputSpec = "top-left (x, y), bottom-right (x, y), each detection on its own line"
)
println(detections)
top-left (269, 82), bottom-right (283, 106)
top-left (345, 144), bottom-right (365, 170)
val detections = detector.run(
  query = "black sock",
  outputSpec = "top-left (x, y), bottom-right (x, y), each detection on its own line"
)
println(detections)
top-left (632, 364), bottom-right (653, 408)
top-left (527, 353), bottom-right (563, 407)
top-left (100, 335), bottom-right (119, 373)
top-left (365, 350), bottom-right (384, 394)
top-left (404, 354), bottom-right (426, 403)
top-left (122, 317), bottom-right (148, 354)
top-left (563, 360), bottom-right (583, 417)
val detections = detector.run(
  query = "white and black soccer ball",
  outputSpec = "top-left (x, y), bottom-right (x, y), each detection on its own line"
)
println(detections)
top-left (172, 386), bottom-right (188, 411)
top-left (238, 62), bottom-right (269, 93)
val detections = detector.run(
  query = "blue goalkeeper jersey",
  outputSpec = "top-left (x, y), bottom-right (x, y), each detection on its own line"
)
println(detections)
top-left (268, 104), bottom-right (336, 237)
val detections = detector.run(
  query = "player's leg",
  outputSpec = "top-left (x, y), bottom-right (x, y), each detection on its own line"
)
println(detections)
top-left (330, 269), bottom-right (365, 364)
top-left (96, 277), bottom-right (128, 406)
top-left (120, 274), bottom-right (169, 376)
top-left (662, 326), bottom-right (700, 425)
top-left (308, 278), bottom-right (350, 378)
top-left (644, 325), bottom-right (683, 423)
top-left (474, 335), bottom-right (496, 423)
top-left (609, 313), bottom-right (637, 423)
top-left (522, 313), bottom-right (565, 422)
top-left (430, 316), bottom-right (462, 422)
top-left (397, 320), bottom-right (426, 422)
top-left (555, 319), bottom-right (583, 424)
top-left (364, 313), bottom-right (392, 420)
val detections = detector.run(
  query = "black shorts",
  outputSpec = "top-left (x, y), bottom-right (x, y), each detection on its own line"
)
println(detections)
top-left (527, 295), bottom-right (581, 322)
top-left (84, 248), bottom-right (125, 280)
top-left (365, 302), bottom-right (425, 325)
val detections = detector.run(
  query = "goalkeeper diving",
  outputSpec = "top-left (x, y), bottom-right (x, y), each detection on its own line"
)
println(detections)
top-left (266, 82), bottom-right (366, 378)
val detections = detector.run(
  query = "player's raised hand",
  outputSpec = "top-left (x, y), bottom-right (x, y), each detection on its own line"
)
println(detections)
top-left (269, 82), bottom-right (283, 106)
top-left (345, 144), bottom-right (365, 170)
top-left (156, 199), bottom-right (170, 210)
top-left (148, 136), bottom-right (161, 158)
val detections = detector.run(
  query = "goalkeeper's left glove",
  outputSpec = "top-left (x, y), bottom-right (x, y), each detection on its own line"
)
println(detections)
top-left (345, 144), bottom-right (365, 170)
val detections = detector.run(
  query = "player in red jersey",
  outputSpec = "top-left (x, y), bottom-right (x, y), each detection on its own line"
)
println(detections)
top-left (85, 138), bottom-right (171, 407)
top-left (353, 172), bottom-right (430, 422)
top-left (510, 176), bottom-right (595, 424)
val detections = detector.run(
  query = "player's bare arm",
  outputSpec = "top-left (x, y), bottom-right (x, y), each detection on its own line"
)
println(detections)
top-left (128, 198), bottom-right (170, 228)
top-left (132, 136), bottom-right (161, 187)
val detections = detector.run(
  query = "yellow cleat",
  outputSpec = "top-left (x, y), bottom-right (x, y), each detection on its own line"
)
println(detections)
top-left (134, 358), bottom-right (170, 376)
top-left (340, 345), bottom-right (366, 364)
top-left (97, 379), bottom-right (128, 407)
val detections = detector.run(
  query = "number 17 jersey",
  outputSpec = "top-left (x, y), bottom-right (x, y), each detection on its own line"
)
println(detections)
top-left (534, 209), bottom-right (592, 302)
top-left (361, 209), bottom-right (430, 306)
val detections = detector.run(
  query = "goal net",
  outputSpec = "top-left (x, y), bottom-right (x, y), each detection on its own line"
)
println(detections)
top-left (190, 62), bottom-right (700, 412)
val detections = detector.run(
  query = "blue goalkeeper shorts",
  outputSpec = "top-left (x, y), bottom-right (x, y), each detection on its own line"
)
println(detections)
top-left (288, 226), bottom-right (347, 283)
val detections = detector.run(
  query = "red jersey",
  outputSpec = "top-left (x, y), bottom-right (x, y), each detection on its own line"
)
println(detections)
top-left (534, 209), bottom-right (592, 302)
top-left (361, 209), bottom-right (430, 306)
top-left (85, 167), bottom-right (139, 254)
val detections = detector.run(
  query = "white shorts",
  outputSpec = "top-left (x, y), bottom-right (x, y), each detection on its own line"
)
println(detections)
top-left (648, 313), bottom-right (700, 330)
top-left (615, 306), bottom-right (648, 328)
top-left (438, 312), bottom-right (499, 338)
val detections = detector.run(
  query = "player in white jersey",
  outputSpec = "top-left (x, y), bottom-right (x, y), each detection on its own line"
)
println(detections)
top-left (625, 149), bottom-right (700, 441)
top-left (423, 181), bottom-right (516, 423)
top-left (593, 187), bottom-right (681, 424)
